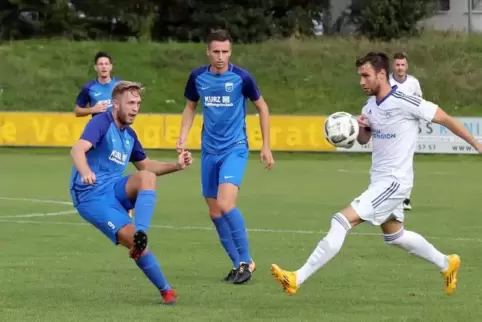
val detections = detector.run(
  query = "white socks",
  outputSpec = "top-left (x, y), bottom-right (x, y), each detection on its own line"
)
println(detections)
top-left (384, 228), bottom-right (449, 272)
top-left (294, 214), bottom-right (450, 288)
top-left (295, 213), bottom-right (351, 286)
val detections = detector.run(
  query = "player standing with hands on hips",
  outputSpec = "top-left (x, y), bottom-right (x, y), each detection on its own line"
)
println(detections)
top-left (177, 29), bottom-right (274, 285)
top-left (389, 52), bottom-right (423, 211)
top-left (271, 52), bottom-right (482, 297)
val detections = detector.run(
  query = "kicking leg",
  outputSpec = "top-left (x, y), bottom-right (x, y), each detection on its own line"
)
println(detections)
top-left (270, 205), bottom-right (363, 295)
top-left (117, 224), bottom-right (177, 305)
top-left (123, 170), bottom-right (157, 235)
top-left (381, 219), bottom-right (460, 295)
top-left (75, 198), bottom-right (176, 305)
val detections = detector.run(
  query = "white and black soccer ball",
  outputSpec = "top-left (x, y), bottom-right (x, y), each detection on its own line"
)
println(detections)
top-left (324, 112), bottom-right (359, 148)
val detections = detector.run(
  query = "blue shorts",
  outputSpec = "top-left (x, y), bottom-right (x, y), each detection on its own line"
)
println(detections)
top-left (201, 145), bottom-right (249, 198)
top-left (73, 175), bottom-right (135, 245)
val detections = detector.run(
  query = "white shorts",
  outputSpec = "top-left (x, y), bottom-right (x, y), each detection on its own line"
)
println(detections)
top-left (350, 180), bottom-right (411, 226)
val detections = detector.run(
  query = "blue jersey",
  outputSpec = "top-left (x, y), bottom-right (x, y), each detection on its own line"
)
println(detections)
top-left (75, 78), bottom-right (121, 116)
top-left (69, 112), bottom-right (146, 204)
top-left (184, 64), bottom-right (261, 153)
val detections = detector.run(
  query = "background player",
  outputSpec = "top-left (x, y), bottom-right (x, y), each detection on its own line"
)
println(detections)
top-left (70, 81), bottom-right (192, 305)
top-left (271, 52), bottom-right (482, 297)
top-left (390, 51), bottom-right (423, 211)
top-left (74, 51), bottom-right (121, 118)
top-left (177, 29), bottom-right (275, 285)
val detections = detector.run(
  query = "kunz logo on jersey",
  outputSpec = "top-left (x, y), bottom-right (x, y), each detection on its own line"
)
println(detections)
top-left (225, 82), bottom-right (233, 92)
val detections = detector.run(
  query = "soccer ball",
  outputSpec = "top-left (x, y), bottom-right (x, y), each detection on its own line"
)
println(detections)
top-left (324, 112), bottom-right (359, 148)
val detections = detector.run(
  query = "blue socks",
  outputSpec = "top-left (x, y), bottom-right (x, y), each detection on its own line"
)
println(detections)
top-left (134, 190), bottom-right (156, 232)
top-left (212, 216), bottom-right (240, 268)
top-left (135, 251), bottom-right (171, 292)
top-left (223, 207), bottom-right (251, 264)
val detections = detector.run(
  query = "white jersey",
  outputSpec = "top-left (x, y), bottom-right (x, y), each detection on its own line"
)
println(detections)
top-left (389, 74), bottom-right (422, 97)
top-left (362, 88), bottom-right (438, 188)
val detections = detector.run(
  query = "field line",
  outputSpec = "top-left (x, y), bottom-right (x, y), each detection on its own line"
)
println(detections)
top-left (0, 218), bottom-right (481, 243)
top-left (2, 196), bottom-right (481, 243)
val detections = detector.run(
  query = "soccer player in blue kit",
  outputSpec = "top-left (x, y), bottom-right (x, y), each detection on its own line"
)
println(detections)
top-left (74, 52), bottom-right (121, 118)
top-left (177, 29), bottom-right (275, 285)
top-left (70, 81), bottom-right (193, 305)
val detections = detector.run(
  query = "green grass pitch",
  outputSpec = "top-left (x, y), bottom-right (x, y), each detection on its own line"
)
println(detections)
top-left (0, 148), bottom-right (481, 322)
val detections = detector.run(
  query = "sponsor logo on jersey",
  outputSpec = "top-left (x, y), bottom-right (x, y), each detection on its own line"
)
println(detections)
top-left (109, 150), bottom-right (128, 165)
top-left (372, 129), bottom-right (396, 140)
top-left (204, 95), bottom-right (233, 107)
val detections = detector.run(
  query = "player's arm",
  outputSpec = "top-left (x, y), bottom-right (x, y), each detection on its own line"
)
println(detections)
top-left (178, 100), bottom-right (198, 150)
top-left (74, 86), bottom-right (94, 117)
top-left (177, 72), bottom-right (200, 151)
top-left (408, 99), bottom-right (482, 152)
top-left (133, 157), bottom-right (190, 176)
top-left (356, 105), bottom-right (372, 145)
top-left (244, 73), bottom-right (274, 168)
top-left (252, 97), bottom-right (271, 150)
top-left (130, 134), bottom-right (193, 175)
top-left (414, 79), bottom-right (423, 97)
top-left (357, 126), bottom-right (372, 145)
top-left (70, 117), bottom-right (107, 183)
top-left (71, 139), bottom-right (95, 182)
top-left (431, 108), bottom-right (481, 152)
top-left (74, 86), bottom-right (107, 117)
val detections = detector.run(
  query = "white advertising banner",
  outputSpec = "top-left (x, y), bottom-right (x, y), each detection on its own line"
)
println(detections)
top-left (337, 117), bottom-right (482, 154)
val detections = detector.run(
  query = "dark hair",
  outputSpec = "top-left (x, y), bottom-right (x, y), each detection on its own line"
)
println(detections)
top-left (356, 51), bottom-right (390, 79)
top-left (205, 29), bottom-right (233, 45)
top-left (94, 51), bottom-right (112, 64)
top-left (393, 52), bottom-right (409, 61)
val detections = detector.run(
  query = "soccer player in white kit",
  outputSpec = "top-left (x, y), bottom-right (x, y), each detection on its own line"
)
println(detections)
top-left (389, 52), bottom-right (423, 210)
top-left (271, 51), bottom-right (482, 297)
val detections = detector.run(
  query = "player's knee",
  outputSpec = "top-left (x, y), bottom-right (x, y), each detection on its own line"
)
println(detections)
top-left (383, 227), bottom-right (405, 245)
top-left (117, 224), bottom-right (135, 248)
top-left (137, 170), bottom-right (157, 189)
top-left (216, 197), bottom-right (235, 214)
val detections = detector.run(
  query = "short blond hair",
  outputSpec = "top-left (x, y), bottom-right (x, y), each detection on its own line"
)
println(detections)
top-left (112, 81), bottom-right (144, 99)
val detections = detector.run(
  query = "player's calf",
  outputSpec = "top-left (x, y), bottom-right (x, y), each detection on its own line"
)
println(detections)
top-left (217, 183), bottom-right (254, 284)
top-left (125, 171), bottom-right (158, 233)
top-left (117, 224), bottom-right (176, 304)
top-left (382, 225), bottom-right (460, 295)
top-left (383, 227), bottom-right (449, 271)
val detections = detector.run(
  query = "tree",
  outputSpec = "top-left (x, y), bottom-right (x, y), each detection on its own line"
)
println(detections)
top-left (349, 0), bottom-right (437, 41)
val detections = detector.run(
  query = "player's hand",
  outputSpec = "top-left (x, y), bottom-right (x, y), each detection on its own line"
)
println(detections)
top-left (176, 150), bottom-right (193, 169)
top-left (92, 102), bottom-right (108, 114)
top-left (81, 171), bottom-right (96, 184)
top-left (260, 146), bottom-right (275, 169)
top-left (356, 114), bottom-right (370, 128)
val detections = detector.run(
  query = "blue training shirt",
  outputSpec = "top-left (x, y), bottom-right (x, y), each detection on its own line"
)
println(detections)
top-left (184, 64), bottom-right (261, 154)
top-left (69, 112), bottom-right (146, 205)
top-left (75, 78), bottom-right (121, 116)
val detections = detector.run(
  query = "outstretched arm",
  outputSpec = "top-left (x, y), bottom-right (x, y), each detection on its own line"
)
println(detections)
top-left (133, 151), bottom-right (193, 176)
top-left (432, 108), bottom-right (482, 152)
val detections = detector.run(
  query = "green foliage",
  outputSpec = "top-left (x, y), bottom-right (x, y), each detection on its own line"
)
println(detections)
top-left (349, 0), bottom-right (437, 40)
top-left (1, 32), bottom-right (482, 116)
top-left (0, 0), bottom-right (329, 43)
